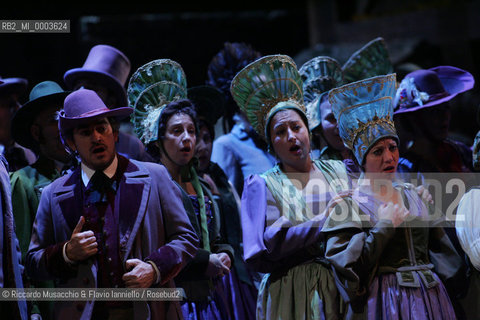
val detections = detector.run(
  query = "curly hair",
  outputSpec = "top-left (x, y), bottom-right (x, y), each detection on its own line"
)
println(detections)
top-left (157, 99), bottom-right (198, 140)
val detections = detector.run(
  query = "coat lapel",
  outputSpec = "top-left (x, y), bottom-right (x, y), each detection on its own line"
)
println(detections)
top-left (118, 160), bottom-right (150, 261)
top-left (56, 168), bottom-right (83, 231)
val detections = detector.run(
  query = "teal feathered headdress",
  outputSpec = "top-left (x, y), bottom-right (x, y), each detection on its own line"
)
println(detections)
top-left (299, 56), bottom-right (344, 130)
top-left (127, 59), bottom-right (187, 144)
top-left (230, 55), bottom-right (306, 142)
top-left (329, 73), bottom-right (398, 165)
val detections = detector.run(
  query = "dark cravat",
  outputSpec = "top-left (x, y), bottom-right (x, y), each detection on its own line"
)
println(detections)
top-left (86, 171), bottom-right (118, 204)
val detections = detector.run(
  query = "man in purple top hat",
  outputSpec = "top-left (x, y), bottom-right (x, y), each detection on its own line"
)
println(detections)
top-left (0, 76), bottom-right (36, 171)
top-left (26, 89), bottom-right (199, 319)
top-left (394, 66), bottom-right (475, 173)
top-left (64, 44), bottom-right (153, 162)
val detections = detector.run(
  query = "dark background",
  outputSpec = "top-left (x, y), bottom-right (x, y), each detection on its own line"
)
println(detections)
top-left (2, 0), bottom-right (480, 143)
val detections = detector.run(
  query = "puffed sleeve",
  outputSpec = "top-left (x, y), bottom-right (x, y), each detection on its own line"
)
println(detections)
top-left (456, 188), bottom-right (480, 270)
top-left (241, 175), bottom-right (328, 273)
top-left (322, 197), bottom-right (396, 313)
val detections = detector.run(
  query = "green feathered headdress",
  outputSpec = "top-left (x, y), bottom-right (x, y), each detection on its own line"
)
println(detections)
top-left (127, 59), bottom-right (187, 144)
top-left (342, 37), bottom-right (394, 84)
top-left (230, 55), bottom-right (306, 142)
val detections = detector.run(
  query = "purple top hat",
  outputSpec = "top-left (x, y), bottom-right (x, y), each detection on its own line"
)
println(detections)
top-left (63, 44), bottom-right (131, 108)
top-left (0, 76), bottom-right (28, 96)
top-left (394, 66), bottom-right (474, 114)
top-left (59, 89), bottom-right (132, 132)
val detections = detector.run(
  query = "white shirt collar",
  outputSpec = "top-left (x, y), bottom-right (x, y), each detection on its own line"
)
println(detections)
top-left (81, 156), bottom-right (118, 187)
